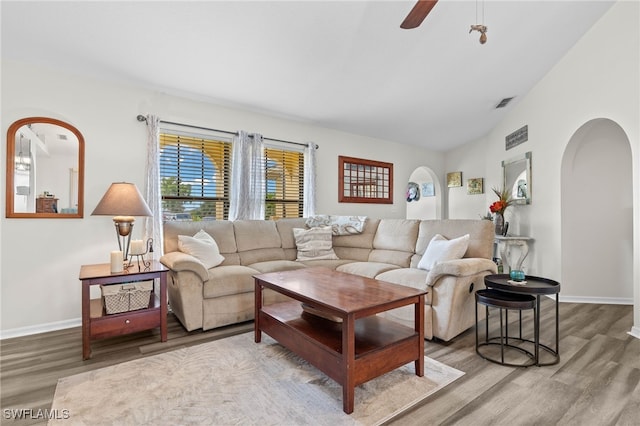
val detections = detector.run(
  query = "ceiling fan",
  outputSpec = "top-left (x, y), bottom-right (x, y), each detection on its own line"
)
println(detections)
top-left (400, 0), bottom-right (438, 29)
top-left (400, 0), bottom-right (488, 44)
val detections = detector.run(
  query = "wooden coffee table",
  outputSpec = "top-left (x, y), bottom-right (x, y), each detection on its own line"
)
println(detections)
top-left (254, 267), bottom-right (426, 414)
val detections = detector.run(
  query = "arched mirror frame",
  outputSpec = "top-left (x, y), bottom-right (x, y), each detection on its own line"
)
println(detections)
top-left (6, 117), bottom-right (85, 218)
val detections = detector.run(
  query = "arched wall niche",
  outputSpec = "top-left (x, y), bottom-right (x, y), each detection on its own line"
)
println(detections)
top-left (561, 118), bottom-right (633, 303)
top-left (406, 166), bottom-right (442, 220)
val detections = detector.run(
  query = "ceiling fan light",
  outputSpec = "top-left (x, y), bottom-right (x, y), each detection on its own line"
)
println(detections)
top-left (480, 32), bottom-right (487, 44)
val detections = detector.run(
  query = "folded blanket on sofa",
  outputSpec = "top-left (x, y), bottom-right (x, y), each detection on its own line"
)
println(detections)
top-left (305, 215), bottom-right (367, 235)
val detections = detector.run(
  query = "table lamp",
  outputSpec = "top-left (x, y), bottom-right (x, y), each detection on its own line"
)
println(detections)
top-left (91, 182), bottom-right (152, 262)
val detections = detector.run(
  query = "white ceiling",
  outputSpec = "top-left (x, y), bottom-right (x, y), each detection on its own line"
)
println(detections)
top-left (1, 1), bottom-right (615, 151)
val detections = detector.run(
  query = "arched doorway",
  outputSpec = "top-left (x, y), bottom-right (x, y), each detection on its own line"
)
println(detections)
top-left (561, 118), bottom-right (633, 302)
top-left (406, 166), bottom-right (441, 220)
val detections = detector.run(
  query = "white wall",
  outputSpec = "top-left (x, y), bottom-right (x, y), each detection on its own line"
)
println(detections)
top-left (444, 136), bottom-right (492, 220)
top-left (0, 60), bottom-right (443, 335)
top-left (444, 2), bottom-right (639, 334)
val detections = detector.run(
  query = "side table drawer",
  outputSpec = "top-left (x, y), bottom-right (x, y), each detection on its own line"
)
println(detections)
top-left (90, 309), bottom-right (160, 340)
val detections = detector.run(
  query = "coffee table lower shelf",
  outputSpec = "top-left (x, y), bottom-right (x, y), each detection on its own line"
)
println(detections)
top-left (256, 300), bottom-right (422, 414)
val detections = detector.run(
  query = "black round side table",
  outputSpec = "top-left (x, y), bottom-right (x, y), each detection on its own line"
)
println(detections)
top-left (475, 289), bottom-right (538, 367)
top-left (484, 274), bottom-right (561, 366)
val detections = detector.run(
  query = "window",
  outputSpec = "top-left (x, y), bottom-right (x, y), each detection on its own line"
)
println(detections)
top-left (159, 131), bottom-right (306, 221)
top-left (265, 147), bottom-right (304, 219)
top-left (159, 132), bottom-right (231, 221)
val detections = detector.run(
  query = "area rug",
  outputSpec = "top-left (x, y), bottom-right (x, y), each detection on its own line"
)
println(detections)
top-left (50, 333), bottom-right (463, 425)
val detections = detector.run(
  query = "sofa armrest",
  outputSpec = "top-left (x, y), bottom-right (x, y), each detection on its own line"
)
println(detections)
top-left (160, 251), bottom-right (209, 282)
top-left (425, 258), bottom-right (497, 287)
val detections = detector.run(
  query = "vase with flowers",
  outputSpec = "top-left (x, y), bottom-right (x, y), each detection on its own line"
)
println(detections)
top-left (489, 187), bottom-right (513, 235)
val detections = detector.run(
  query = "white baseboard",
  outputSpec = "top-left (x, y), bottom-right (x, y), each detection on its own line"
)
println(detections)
top-left (1, 304), bottom-right (174, 340)
top-left (628, 326), bottom-right (640, 340)
top-left (558, 295), bottom-right (633, 305)
top-left (0, 318), bottom-right (81, 340)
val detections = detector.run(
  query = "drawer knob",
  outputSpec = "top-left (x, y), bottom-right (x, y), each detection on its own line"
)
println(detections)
top-left (125, 319), bottom-right (130, 324)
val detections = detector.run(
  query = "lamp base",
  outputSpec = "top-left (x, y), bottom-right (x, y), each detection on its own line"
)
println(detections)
top-left (113, 218), bottom-right (135, 260)
top-left (113, 216), bottom-right (135, 237)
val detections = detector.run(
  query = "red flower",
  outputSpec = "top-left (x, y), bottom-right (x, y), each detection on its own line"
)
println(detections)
top-left (490, 200), bottom-right (507, 214)
top-left (489, 187), bottom-right (513, 215)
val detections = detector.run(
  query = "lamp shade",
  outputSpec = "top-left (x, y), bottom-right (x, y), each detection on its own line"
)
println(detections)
top-left (91, 182), bottom-right (152, 217)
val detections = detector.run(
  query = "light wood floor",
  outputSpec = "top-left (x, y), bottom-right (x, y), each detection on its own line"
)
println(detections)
top-left (1, 300), bottom-right (638, 425)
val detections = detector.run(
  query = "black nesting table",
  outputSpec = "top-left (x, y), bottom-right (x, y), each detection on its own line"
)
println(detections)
top-left (484, 274), bottom-right (561, 366)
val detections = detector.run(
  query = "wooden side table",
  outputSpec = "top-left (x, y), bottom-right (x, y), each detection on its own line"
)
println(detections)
top-left (36, 197), bottom-right (58, 213)
top-left (79, 261), bottom-right (168, 360)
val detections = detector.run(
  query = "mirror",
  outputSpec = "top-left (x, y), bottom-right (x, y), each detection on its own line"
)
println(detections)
top-left (6, 117), bottom-right (84, 218)
top-left (502, 151), bottom-right (531, 205)
top-left (338, 156), bottom-right (393, 204)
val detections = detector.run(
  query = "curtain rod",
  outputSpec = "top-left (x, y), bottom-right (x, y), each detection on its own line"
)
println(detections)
top-left (136, 115), bottom-right (318, 149)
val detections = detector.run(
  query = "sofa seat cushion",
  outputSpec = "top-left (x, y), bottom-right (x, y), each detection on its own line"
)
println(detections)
top-left (203, 265), bottom-right (260, 299)
top-left (248, 260), bottom-right (307, 274)
top-left (298, 259), bottom-right (356, 270)
top-left (375, 268), bottom-right (432, 305)
top-left (336, 261), bottom-right (399, 278)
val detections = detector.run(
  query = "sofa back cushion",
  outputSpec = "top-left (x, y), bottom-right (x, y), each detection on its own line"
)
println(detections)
top-left (164, 220), bottom-right (240, 266)
top-left (233, 220), bottom-right (286, 265)
top-left (332, 218), bottom-right (379, 261)
top-left (367, 219), bottom-right (420, 267)
top-left (414, 219), bottom-right (494, 265)
top-left (276, 218), bottom-right (308, 260)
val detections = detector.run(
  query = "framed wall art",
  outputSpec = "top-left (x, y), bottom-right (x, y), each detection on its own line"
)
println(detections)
top-left (406, 182), bottom-right (420, 202)
top-left (338, 156), bottom-right (393, 204)
top-left (421, 182), bottom-right (435, 197)
top-left (467, 178), bottom-right (484, 195)
top-left (447, 172), bottom-right (462, 188)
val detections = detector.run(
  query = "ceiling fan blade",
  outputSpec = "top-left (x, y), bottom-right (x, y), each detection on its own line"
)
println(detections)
top-left (400, 0), bottom-right (438, 29)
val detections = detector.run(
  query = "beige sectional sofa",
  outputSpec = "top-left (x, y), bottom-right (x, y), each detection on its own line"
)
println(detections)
top-left (160, 218), bottom-right (497, 341)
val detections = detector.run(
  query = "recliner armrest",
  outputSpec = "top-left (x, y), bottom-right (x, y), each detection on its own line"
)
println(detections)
top-left (159, 251), bottom-right (209, 282)
top-left (425, 258), bottom-right (497, 287)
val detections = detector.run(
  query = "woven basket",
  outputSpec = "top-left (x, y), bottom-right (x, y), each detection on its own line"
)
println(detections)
top-left (101, 281), bottom-right (153, 314)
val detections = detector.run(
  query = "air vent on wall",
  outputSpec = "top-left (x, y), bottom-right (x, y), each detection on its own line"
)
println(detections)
top-left (495, 97), bottom-right (514, 108)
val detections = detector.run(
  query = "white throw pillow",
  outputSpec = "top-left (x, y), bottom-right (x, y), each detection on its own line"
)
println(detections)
top-left (293, 227), bottom-right (339, 261)
top-left (418, 234), bottom-right (470, 271)
top-left (178, 229), bottom-right (225, 269)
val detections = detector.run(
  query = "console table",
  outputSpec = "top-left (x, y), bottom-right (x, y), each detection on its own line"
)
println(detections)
top-left (79, 262), bottom-right (168, 359)
top-left (494, 235), bottom-right (533, 272)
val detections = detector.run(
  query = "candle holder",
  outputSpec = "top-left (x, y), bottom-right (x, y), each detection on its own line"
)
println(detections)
top-left (127, 238), bottom-right (154, 272)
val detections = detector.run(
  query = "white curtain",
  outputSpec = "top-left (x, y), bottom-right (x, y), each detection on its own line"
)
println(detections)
top-left (228, 131), bottom-right (265, 220)
top-left (143, 114), bottom-right (163, 258)
top-left (303, 142), bottom-right (317, 217)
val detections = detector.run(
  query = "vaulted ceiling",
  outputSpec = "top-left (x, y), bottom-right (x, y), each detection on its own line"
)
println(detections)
top-left (1, 1), bottom-right (615, 151)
